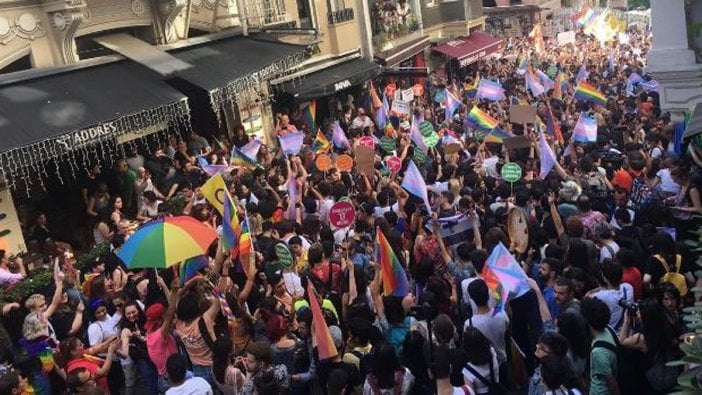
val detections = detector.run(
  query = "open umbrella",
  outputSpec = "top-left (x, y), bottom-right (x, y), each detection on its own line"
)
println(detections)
top-left (118, 216), bottom-right (217, 269)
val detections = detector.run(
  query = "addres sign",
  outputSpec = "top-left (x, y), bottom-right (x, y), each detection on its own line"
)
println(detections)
top-left (55, 122), bottom-right (118, 151)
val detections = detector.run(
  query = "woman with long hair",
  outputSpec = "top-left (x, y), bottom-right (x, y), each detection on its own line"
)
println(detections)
top-left (212, 336), bottom-right (245, 394)
top-left (117, 301), bottom-right (158, 394)
top-left (58, 336), bottom-right (117, 394)
top-left (644, 231), bottom-right (691, 288)
top-left (556, 310), bottom-right (589, 381)
top-left (86, 298), bottom-right (122, 395)
top-left (363, 343), bottom-right (414, 395)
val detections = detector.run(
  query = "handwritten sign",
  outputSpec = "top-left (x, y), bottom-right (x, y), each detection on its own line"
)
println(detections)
top-left (390, 99), bottom-right (409, 115)
top-left (402, 88), bottom-right (414, 103)
top-left (386, 156), bottom-right (402, 173)
top-left (330, 201), bottom-right (356, 229)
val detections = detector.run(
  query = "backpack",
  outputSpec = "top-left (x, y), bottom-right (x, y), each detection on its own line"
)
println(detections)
top-left (350, 348), bottom-right (373, 377)
top-left (655, 254), bottom-right (688, 297)
top-left (385, 317), bottom-right (412, 355)
top-left (463, 359), bottom-right (507, 395)
top-left (630, 175), bottom-right (653, 208)
top-left (591, 327), bottom-right (626, 392)
top-left (582, 172), bottom-right (608, 200)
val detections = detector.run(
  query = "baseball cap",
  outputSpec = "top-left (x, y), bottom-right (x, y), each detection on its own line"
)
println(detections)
top-left (145, 303), bottom-right (165, 332)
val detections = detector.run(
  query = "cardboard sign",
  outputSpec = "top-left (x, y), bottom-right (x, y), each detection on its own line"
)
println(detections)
top-left (557, 31), bottom-right (576, 46)
top-left (503, 135), bottom-right (533, 150)
top-left (386, 156), bottom-right (402, 173)
top-left (355, 146), bottom-right (375, 177)
top-left (329, 201), bottom-right (356, 229)
top-left (401, 88), bottom-right (414, 103)
top-left (509, 105), bottom-right (537, 124)
top-left (316, 154), bottom-right (332, 172)
top-left (390, 99), bottom-right (409, 115)
top-left (359, 136), bottom-right (375, 149)
top-left (336, 154), bottom-right (354, 172)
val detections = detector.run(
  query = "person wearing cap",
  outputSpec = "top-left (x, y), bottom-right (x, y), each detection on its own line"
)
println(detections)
top-left (145, 298), bottom-right (178, 393)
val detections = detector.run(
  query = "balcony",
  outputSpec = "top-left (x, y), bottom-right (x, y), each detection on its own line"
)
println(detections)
top-left (328, 8), bottom-right (355, 25)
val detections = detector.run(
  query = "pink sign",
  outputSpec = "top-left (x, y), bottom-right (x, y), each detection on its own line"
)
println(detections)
top-left (359, 136), bottom-right (375, 148)
top-left (386, 156), bottom-right (402, 173)
top-left (329, 201), bottom-right (356, 228)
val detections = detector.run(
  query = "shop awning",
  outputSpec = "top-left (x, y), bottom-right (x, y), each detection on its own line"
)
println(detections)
top-left (0, 60), bottom-right (189, 168)
top-left (276, 57), bottom-right (381, 100)
top-left (170, 34), bottom-right (308, 112)
top-left (684, 102), bottom-right (702, 140)
top-left (374, 35), bottom-right (430, 68)
top-left (432, 32), bottom-right (504, 68)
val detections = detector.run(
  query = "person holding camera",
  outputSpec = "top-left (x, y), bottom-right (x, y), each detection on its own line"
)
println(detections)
top-left (0, 250), bottom-right (26, 288)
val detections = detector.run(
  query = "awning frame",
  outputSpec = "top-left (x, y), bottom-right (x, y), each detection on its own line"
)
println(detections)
top-left (374, 35), bottom-right (431, 68)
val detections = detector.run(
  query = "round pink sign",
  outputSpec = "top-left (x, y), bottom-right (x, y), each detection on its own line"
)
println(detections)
top-left (359, 136), bottom-right (375, 148)
top-left (329, 201), bottom-right (356, 228)
top-left (386, 156), bottom-right (402, 173)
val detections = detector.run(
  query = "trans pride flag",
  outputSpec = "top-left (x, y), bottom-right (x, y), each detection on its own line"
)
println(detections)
top-left (240, 139), bottom-right (262, 160)
top-left (576, 64), bottom-right (589, 85)
top-left (332, 122), bottom-right (351, 149)
top-left (482, 242), bottom-right (530, 313)
top-left (197, 156), bottom-right (232, 177)
top-left (279, 132), bottom-right (304, 155)
top-left (401, 160), bottom-right (432, 214)
top-left (573, 113), bottom-right (598, 143)
top-left (476, 78), bottom-right (506, 101)
top-left (376, 227), bottom-right (409, 297)
top-left (444, 89), bottom-right (462, 121)
top-left (538, 128), bottom-right (556, 179)
top-left (525, 68), bottom-right (545, 97)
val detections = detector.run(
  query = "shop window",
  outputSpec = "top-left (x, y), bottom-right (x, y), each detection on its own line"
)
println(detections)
top-left (0, 54), bottom-right (32, 75)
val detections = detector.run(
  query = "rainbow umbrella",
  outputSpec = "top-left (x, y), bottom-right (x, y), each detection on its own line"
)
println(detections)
top-left (118, 216), bottom-right (217, 269)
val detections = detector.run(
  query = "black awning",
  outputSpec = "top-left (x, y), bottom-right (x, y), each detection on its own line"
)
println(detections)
top-left (374, 35), bottom-right (430, 68)
top-left (170, 34), bottom-right (307, 110)
top-left (0, 60), bottom-right (189, 164)
top-left (277, 57), bottom-right (381, 100)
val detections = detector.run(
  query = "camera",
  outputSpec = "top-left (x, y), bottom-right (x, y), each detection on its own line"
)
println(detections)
top-left (618, 298), bottom-right (639, 315)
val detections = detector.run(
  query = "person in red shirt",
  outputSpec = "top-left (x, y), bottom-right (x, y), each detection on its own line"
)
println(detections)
top-left (61, 336), bottom-right (118, 394)
top-left (617, 249), bottom-right (643, 300)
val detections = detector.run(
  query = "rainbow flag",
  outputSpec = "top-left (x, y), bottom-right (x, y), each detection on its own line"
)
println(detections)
top-left (573, 81), bottom-right (606, 106)
top-left (529, 24), bottom-right (545, 54)
top-left (311, 129), bottom-right (330, 154)
top-left (538, 129), bottom-right (556, 179)
top-left (197, 156), bottom-right (232, 176)
top-left (463, 83), bottom-right (477, 99)
top-left (466, 106), bottom-right (499, 132)
top-left (279, 132), bottom-right (304, 156)
top-left (302, 101), bottom-right (316, 131)
top-left (482, 265), bottom-right (507, 315)
top-left (485, 127), bottom-right (512, 144)
top-left (238, 210), bottom-right (253, 270)
top-left (516, 53), bottom-right (528, 74)
top-left (376, 227), bottom-right (409, 297)
top-left (384, 122), bottom-right (395, 137)
top-left (401, 160), bottom-right (432, 214)
top-left (578, 8), bottom-right (596, 26)
top-left (331, 122), bottom-right (350, 149)
top-left (180, 255), bottom-right (209, 285)
top-left (542, 106), bottom-right (564, 144)
top-left (230, 146), bottom-right (260, 170)
top-left (221, 191), bottom-right (238, 252)
top-left (370, 82), bottom-right (383, 109)
top-left (240, 139), bottom-right (262, 160)
top-left (573, 113), bottom-right (598, 143)
top-left (307, 281), bottom-right (338, 360)
top-left (476, 79), bottom-right (506, 101)
top-left (444, 89), bottom-right (462, 121)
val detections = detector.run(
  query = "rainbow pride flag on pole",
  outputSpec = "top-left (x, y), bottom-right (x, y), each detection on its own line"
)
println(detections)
top-left (230, 146), bottom-right (260, 170)
top-left (307, 281), bottom-right (339, 360)
top-left (312, 129), bottom-right (330, 154)
top-left (485, 127), bottom-right (512, 144)
top-left (573, 81), bottom-right (606, 106)
top-left (376, 227), bottom-right (409, 297)
top-left (180, 255), bottom-right (209, 285)
top-left (466, 106), bottom-right (499, 132)
top-left (573, 113), bottom-right (598, 143)
top-left (401, 160), bottom-right (432, 214)
top-left (302, 101), bottom-right (316, 131)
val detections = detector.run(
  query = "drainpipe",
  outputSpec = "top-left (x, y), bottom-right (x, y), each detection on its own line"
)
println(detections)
top-left (236, 0), bottom-right (248, 36)
top-left (357, 0), bottom-right (374, 59)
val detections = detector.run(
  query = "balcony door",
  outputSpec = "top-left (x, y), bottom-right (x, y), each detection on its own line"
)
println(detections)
top-left (297, 0), bottom-right (313, 28)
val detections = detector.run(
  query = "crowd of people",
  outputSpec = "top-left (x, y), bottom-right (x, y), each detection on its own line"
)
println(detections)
top-left (0, 15), bottom-right (701, 395)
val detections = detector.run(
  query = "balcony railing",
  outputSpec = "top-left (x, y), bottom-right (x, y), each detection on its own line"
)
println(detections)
top-left (328, 8), bottom-right (355, 25)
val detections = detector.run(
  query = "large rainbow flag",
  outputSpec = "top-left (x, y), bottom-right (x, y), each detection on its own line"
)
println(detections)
top-left (484, 127), bottom-right (512, 144)
top-left (573, 81), bottom-right (606, 106)
top-left (302, 101), bottom-right (316, 131)
top-left (307, 281), bottom-right (339, 360)
top-left (311, 129), bottom-right (330, 154)
top-left (466, 106), bottom-right (499, 132)
top-left (376, 227), bottom-right (409, 297)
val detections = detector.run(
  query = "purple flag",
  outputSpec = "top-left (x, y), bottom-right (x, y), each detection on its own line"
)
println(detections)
top-left (576, 64), bottom-right (589, 84)
top-left (279, 132), bottom-right (304, 156)
top-left (538, 129), bottom-right (556, 179)
top-left (240, 139), bottom-right (262, 160)
top-left (332, 122), bottom-right (351, 149)
top-left (476, 79), bottom-right (506, 101)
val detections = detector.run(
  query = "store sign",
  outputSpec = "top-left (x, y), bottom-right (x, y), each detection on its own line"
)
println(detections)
top-left (55, 122), bottom-right (118, 151)
top-left (334, 79), bottom-right (352, 91)
top-left (459, 50), bottom-right (487, 68)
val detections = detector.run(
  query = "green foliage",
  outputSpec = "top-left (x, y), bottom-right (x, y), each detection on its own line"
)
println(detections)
top-left (160, 195), bottom-right (187, 216)
top-left (75, 243), bottom-right (111, 273)
top-left (0, 270), bottom-right (53, 303)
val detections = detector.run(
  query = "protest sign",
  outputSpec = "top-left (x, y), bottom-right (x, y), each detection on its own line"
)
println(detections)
top-left (391, 99), bottom-right (410, 115)
top-left (509, 105), bottom-right (537, 124)
top-left (557, 31), bottom-right (576, 46)
top-left (355, 146), bottom-right (375, 177)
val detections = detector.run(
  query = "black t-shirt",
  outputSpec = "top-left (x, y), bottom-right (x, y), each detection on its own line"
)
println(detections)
top-left (50, 309), bottom-right (75, 340)
top-left (317, 360), bottom-right (361, 393)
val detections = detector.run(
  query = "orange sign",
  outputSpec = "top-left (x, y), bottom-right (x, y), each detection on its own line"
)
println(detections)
top-left (316, 154), bottom-right (332, 172)
top-left (336, 154), bottom-right (354, 172)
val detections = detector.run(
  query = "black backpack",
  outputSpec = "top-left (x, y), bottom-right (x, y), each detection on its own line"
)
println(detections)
top-left (350, 348), bottom-right (373, 377)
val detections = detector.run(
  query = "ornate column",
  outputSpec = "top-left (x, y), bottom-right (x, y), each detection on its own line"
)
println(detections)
top-left (41, 0), bottom-right (87, 64)
top-left (151, 0), bottom-right (186, 44)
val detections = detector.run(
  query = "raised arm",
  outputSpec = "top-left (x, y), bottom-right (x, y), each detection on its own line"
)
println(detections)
top-left (548, 192), bottom-right (565, 237)
top-left (44, 268), bottom-right (65, 320)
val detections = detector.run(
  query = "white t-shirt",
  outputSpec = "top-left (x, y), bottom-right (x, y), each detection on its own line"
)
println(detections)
top-left (87, 315), bottom-right (119, 357)
top-left (464, 312), bottom-right (510, 364)
top-left (599, 241), bottom-right (620, 263)
top-left (374, 202), bottom-right (399, 218)
top-left (165, 377), bottom-right (213, 395)
top-left (462, 348), bottom-right (500, 395)
top-left (656, 169), bottom-right (681, 194)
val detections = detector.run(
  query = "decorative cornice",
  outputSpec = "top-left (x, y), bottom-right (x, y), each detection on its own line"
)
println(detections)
top-left (155, 0), bottom-right (186, 44)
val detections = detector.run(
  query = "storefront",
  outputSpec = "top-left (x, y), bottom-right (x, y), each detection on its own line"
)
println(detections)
top-left (431, 31), bottom-right (504, 81)
top-left (165, 33), bottom-right (310, 144)
top-left (271, 54), bottom-right (382, 130)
